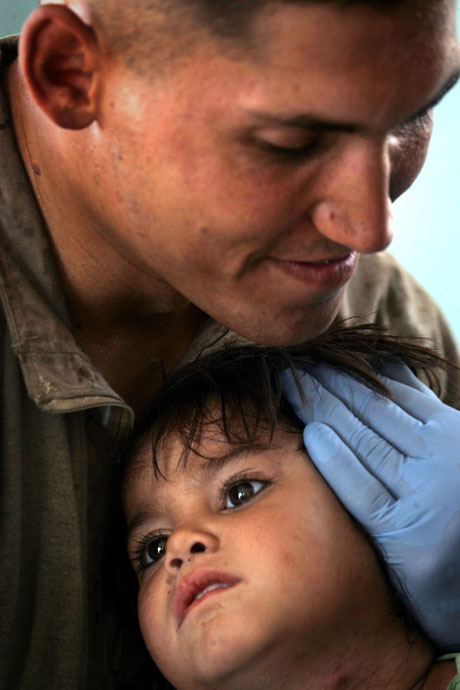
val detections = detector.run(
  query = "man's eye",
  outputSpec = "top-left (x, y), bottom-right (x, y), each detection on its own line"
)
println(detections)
top-left (397, 107), bottom-right (433, 133)
top-left (224, 479), bottom-right (267, 509)
top-left (257, 140), bottom-right (313, 159)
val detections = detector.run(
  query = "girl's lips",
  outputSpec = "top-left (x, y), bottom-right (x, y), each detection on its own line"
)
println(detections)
top-left (174, 569), bottom-right (241, 627)
top-left (269, 251), bottom-right (359, 291)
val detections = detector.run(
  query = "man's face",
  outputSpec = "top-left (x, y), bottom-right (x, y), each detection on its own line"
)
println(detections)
top-left (95, 1), bottom-right (459, 345)
top-left (123, 424), bottom-right (409, 690)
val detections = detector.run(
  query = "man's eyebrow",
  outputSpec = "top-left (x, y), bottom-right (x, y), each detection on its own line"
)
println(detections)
top-left (245, 68), bottom-right (460, 133)
top-left (246, 109), bottom-right (357, 134)
top-left (406, 69), bottom-right (460, 122)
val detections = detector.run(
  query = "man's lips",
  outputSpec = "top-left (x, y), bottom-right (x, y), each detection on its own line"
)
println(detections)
top-left (269, 251), bottom-right (358, 291)
top-left (174, 569), bottom-right (241, 627)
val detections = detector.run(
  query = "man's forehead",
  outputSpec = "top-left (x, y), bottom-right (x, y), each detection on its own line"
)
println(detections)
top-left (229, 0), bottom-right (460, 135)
top-left (253, 1), bottom-right (456, 63)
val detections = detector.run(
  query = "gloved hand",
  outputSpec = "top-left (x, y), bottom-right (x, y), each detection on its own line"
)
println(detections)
top-left (282, 363), bottom-right (460, 650)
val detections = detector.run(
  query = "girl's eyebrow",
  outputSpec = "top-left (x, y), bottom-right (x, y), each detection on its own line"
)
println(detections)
top-left (125, 449), bottom-right (263, 541)
top-left (126, 507), bottom-right (159, 542)
top-left (126, 441), bottom-right (288, 540)
top-left (199, 442), bottom-right (280, 477)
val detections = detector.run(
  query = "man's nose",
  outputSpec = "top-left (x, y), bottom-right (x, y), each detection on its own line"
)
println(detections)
top-left (309, 136), bottom-right (394, 254)
top-left (165, 527), bottom-right (220, 576)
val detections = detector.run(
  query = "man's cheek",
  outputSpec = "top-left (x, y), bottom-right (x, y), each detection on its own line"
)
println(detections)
top-left (389, 117), bottom-right (433, 201)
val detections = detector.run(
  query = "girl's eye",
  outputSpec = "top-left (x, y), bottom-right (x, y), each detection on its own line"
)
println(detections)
top-left (143, 535), bottom-right (168, 567)
top-left (224, 479), bottom-right (267, 510)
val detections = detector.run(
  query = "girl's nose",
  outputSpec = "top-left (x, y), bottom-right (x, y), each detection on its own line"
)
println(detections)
top-left (165, 528), bottom-right (219, 575)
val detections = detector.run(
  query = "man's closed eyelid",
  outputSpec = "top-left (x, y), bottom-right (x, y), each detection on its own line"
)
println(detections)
top-left (255, 130), bottom-right (314, 144)
top-left (398, 107), bottom-right (433, 130)
top-left (254, 138), bottom-right (323, 161)
top-left (259, 140), bottom-right (312, 153)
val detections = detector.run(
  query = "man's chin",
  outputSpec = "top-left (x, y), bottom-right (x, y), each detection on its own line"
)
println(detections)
top-left (237, 295), bottom-right (345, 347)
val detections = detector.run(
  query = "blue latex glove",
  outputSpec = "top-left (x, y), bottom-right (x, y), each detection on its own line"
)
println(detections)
top-left (282, 363), bottom-right (460, 650)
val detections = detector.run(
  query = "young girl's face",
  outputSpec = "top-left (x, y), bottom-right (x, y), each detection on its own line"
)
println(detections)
top-left (123, 421), bottom-right (422, 690)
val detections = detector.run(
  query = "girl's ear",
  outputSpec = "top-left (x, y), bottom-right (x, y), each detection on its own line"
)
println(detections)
top-left (19, 5), bottom-right (100, 130)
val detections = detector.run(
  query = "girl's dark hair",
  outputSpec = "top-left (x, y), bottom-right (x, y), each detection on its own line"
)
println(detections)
top-left (106, 323), bottom-right (456, 689)
top-left (122, 322), bottom-right (452, 476)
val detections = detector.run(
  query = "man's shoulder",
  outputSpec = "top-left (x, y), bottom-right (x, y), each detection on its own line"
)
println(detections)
top-left (340, 252), bottom-right (460, 406)
top-left (340, 252), bottom-right (446, 334)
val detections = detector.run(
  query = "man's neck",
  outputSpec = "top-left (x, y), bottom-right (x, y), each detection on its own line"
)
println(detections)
top-left (5, 62), bottom-right (208, 413)
top-left (72, 304), bottom-right (206, 414)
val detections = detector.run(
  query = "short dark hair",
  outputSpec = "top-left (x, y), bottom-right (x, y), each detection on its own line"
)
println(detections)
top-left (86, 0), bottom-right (427, 73)
top-left (107, 323), bottom-right (452, 689)
top-left (164, 0), bottom-right (420, 40)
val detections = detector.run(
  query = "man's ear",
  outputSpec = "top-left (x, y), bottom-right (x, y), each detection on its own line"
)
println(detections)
top-left (19, 5), bottom-right (100, 130)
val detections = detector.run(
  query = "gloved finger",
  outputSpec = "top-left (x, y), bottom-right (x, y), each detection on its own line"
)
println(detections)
top-left (309, 361), bottom-right (448, 426)
top-left (308, 410), bottom-right (421, 500)
top-left (296, 365), bottom-right (427, 457)
top-left (283, 366), bottom-right (401, 431)
top-left (303, 423), bottom-right (398, 533)
top-left (281, 368), bottom-right (332, 425)
top-left (381, 362), bottom-right (438, 398)
top-left (376, 373), bottom-right (452, 425)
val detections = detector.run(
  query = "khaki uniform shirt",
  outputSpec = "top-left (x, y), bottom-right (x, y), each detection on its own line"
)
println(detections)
top-left (0, 37), bottom-right (459, 690)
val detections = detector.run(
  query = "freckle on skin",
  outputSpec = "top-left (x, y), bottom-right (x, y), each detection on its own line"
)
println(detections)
top-left (33, 164), bottom-right (41, 176)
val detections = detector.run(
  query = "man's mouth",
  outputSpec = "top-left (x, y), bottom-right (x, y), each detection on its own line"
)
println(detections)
top-left (174, 569), bottom-right (241, 626)
top-left (269, 251), bottom-right (358, 291)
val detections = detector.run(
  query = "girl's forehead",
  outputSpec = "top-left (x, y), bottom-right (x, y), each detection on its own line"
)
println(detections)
top-left (125, 412), bottom-right (299, 484)
top-left (133, 424), bottom-right (304, 490)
